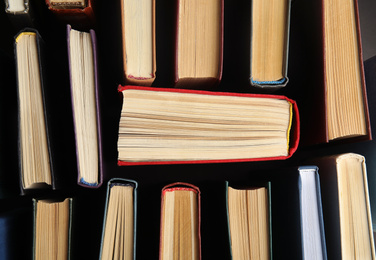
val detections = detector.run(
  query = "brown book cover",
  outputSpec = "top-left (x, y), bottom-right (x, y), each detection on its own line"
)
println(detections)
top-left (286, 0), bottom-right (371, 146)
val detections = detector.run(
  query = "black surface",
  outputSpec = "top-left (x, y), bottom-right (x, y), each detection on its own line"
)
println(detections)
top-left (1, 0), bottom-right (376, 259)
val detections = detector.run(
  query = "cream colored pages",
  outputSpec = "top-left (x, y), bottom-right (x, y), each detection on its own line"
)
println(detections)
top-left (251, 0), bottom-right (288, 83)
top-left (228, 186), bottom-right (269, 260)
top-left (324, 0), bottom-right (367, 140)
top-left (69, 28), bottom-right (99, 185)
top-left (101, 185), bottom-right (134, 260)
top-left (177, 0), bottom-right (221, 79)
top-left (35, 199), bottom-right (70, 260)
top-left (16, 32), bottom-right (51, 189)
top-left (228, 187), bottom-right (251, 259)
top-left (122, 0), bottom-right (154, 79)
top-left (118, 89), bottom-right (292, 162)
top-left (337, 154), bottom-right (374, 260)
top-left (160, 189), bottom-right (199, 260)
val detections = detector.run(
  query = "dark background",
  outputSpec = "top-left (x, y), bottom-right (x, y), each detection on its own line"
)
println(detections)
top-left (1, 0), bottom-right (376, 259)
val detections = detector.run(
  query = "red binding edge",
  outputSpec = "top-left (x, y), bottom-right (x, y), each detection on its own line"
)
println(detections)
top-left (117, 85), bottom-right (300, 166)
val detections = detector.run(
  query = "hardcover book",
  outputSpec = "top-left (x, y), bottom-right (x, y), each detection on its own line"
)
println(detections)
top-left (226, 181), bottom-right (272, 260)
top-left (33, 198), bottom-right (73, 260)
top-left (121, 0), bottom-right (156, 86)
top-left (318, 55), bottom-right (376, 234)
top-left (173, 0), bottom-right (223, 89)
top-left (287, 0), bottom-right (371, 145)
top-left (117, 86), bottom-right (299, 165)
top-left (314, 153), bottom-right (375, 259)
top-left (14, 29), bottom-right (55, 194)
top-left (159, 182), bottom-right (201, 260)
top-left (296, 166), bottom-right (327, 260)
top-left (67, 25), bottom-right (103, 188)
top-left (247, 167), bottom-right (327, 259)
top-left (99, 178), bottom-right (137, 260)
top-left (249, 0), bottom-right (291, 89)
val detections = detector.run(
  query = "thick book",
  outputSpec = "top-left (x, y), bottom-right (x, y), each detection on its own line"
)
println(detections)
top-left (121, 0), bottom-right (156, 86)
top-left (45, 0), bottom-right (95, 29)
top-left (226, 181), bottom-right (272, 260)
top-left (320, 55), bottom-right (376, 234)
top-left (249, 0), bottom-right (291, 89)
top-left (173, 0), bottom-right (223, 89)
top-left (99, 178), bottom-right (137, 260)
top-left (287, 0), bottom-right (371, 145)
top-left (14, 29), bottom-right (55, 194)
top-left (33, 198), bottom-right (73, 260)
top-left (117, 85), bottom-right (299, 165)
top-left (314, 153), bottom-right (375, 259)
top-left (67, 25), bottom-right (103, 188)
top-left (159, 182), bottom-right (201, 260)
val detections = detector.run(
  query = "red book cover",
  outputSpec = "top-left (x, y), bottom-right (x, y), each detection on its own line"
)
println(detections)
top-left (160, 182), bottom-right (201, 260)
top-left (45, 0), bottom-right (95, 29)
top-left (117, 85), bottom-right (300, 166)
